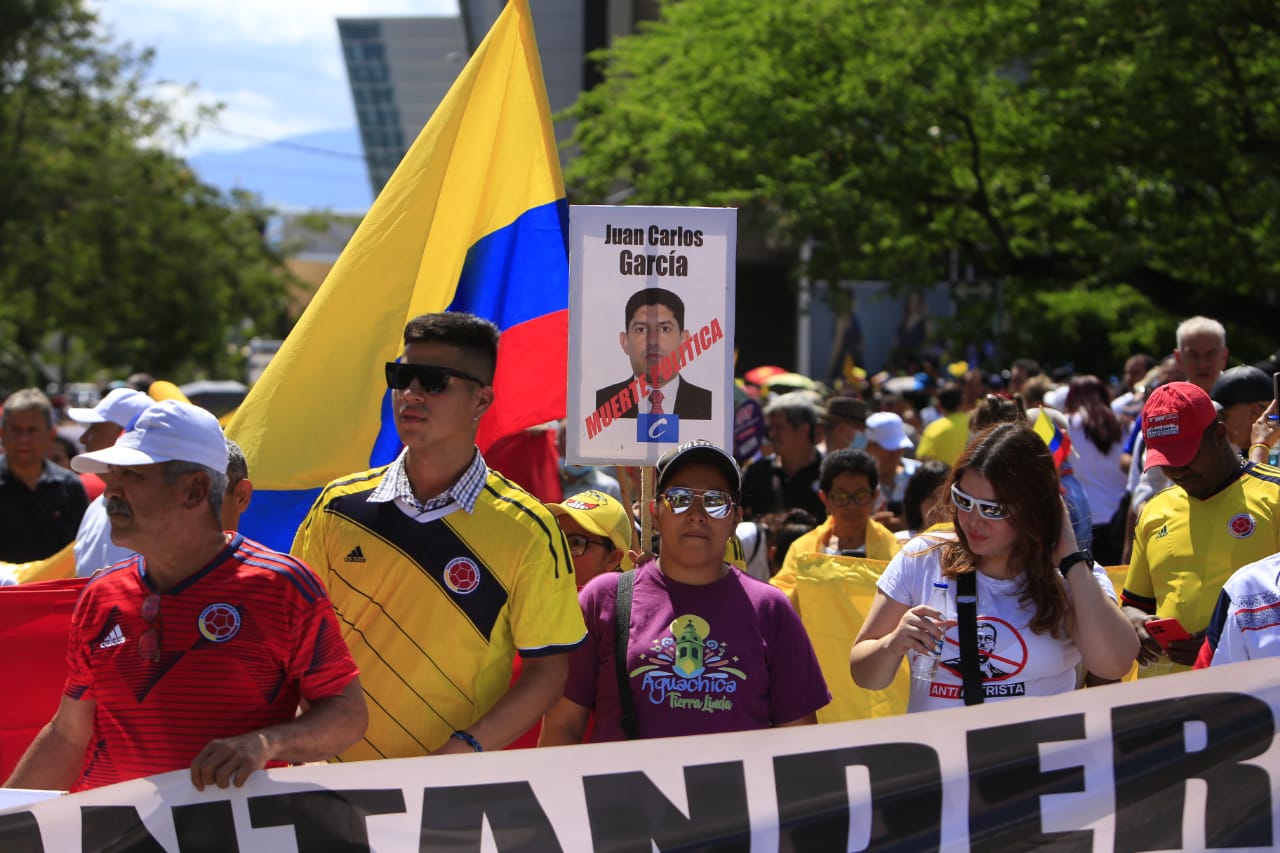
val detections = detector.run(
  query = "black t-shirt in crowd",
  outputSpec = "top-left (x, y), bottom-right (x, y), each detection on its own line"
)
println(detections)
top-left (0, 457), bottom-right (88, 563)
top-left (740, 452), bottom-right (825, 522)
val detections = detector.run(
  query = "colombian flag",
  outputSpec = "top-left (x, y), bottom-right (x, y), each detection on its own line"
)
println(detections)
top-left (227, 0), bottom-right (567, 551)
top-left (1032, 409), bottom-right (1072, 470)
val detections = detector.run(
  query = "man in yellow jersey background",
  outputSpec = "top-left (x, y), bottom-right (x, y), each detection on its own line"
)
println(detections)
top-left (293, 312), bottom-right (586, 759)
top-left (1122, 381), bottom-right (1280, 675)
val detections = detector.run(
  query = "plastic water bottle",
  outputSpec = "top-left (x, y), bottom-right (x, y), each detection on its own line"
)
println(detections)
top-left (910, 580), bottom-right (951, 681)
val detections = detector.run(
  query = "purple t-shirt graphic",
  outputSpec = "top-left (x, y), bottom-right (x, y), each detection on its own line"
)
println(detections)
top-left (565, 560), bottom-right (830, 742)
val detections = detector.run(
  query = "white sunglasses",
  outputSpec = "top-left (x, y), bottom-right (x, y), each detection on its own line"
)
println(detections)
top-left (950, 483), bottom-right (1007, 520)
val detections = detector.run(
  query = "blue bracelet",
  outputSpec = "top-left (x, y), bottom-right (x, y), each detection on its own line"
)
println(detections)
top-left (451, 729), bottom-right (483, 752)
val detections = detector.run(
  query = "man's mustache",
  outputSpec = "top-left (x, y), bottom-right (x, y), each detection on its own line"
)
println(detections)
top-left (105, 497), bottom-right (133, 518)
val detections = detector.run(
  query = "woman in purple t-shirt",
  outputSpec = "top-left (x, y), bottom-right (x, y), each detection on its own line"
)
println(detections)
top-left (539, 440), bottom-right (830, 745)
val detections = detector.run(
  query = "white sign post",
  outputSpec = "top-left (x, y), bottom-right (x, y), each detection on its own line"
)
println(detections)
top-left (566, 206), bottom-right (736, 467)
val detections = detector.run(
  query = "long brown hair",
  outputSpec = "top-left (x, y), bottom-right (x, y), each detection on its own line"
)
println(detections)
top-left (938, 422), bottom-right (1069, 636)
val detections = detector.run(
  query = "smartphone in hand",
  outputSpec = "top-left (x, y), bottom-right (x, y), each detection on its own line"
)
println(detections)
top-left (1146, 617), bottom-right (1191, 649)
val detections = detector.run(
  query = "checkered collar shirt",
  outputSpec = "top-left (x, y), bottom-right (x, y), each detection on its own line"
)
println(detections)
top-left (367, 447), bottom-right (488, 515)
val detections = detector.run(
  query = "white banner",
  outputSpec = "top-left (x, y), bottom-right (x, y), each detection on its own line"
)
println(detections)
top-left (3, 660), bottom-right (1278, 851)
top-left (566, 205), bottom-right (736, 465)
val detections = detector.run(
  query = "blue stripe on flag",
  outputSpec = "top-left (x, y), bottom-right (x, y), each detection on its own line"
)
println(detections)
top-left (238, 488), bottom-right (322, 553)
top-left (447, 199), bottom-right (569, 327)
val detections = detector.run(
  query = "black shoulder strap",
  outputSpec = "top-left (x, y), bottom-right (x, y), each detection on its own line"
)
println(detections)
top-left (956, 571), bottom-right (984, 706)
top-left (614, 570), bottom-right (640, 739)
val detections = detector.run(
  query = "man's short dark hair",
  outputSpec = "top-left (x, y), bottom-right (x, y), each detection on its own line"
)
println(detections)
top-left (403, 313), bottom-right (500, 381)
top-left (820, 448), bottom-right (879, 492)
top-left (1011, 358), bottom-right (1041, 378)
top-left (624, 288), bottom-right (685, 331)
top-left (936, 383), bottom-right (964, 413)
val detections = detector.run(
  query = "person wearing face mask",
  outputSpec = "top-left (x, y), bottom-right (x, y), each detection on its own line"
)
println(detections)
top-left (539, 440), bottom-right (829, 744)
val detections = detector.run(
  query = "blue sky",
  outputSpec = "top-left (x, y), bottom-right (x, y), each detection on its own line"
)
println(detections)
top-left (89, 0), bottom-right (461, 209)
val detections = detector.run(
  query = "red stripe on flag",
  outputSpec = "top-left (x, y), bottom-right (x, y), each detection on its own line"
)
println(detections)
top-left (477, 309), bottom-right (568, 452)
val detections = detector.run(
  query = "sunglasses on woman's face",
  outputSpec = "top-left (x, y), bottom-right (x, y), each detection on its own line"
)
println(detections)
top-left (385, 362), bottom-right (487, 395)
top-left (659, 487), bottom-right (736, 519)
top-left (950, 483), bottom-right (1007, 520)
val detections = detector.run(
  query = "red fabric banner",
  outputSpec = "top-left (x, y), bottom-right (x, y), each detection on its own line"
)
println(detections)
top-left (0, 578), bottom-right (86, 781)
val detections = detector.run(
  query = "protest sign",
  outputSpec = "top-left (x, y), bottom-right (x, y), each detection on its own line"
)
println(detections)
top-left (567, 206), bottom-right (735, 465)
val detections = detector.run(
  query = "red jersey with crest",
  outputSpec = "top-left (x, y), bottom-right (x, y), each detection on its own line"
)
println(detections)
top-left (64, 533), bottom-right (358, 791)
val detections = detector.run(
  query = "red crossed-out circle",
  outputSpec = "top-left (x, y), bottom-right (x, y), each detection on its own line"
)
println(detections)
top-left (938, 615), bottom-right (1028, 680)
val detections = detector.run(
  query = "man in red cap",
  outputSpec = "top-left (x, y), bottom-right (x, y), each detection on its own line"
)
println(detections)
top-left (1121, 381), bottom-right (1280, 676)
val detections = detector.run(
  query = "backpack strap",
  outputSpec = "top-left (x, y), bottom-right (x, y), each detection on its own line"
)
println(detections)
top-left (614, 570), bottom-right (640, 739)
top-left (956, 571), bottom-right (984, 706)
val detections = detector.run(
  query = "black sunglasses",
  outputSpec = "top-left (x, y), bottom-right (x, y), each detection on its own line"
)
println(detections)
top-left (385, 362), bottom-right (487, 394)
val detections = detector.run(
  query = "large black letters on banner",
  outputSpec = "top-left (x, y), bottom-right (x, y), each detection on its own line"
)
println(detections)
top-left (248, 789), bottom-right (406, 852)
top-left (1112, 691), bottom-right (1274, 852)
top-left (583, 761), bottom-right (749, 853)
top-left (80, 806), bottom-right (167, 853)
top-left (0, 810), bottom-right (43, 853)
top-left (773, 743), bottom-right (941, 852)
top-left (967, 714), bottom-right (1091, 853)
top-left (172, 801), bottom-right (239, 852)
top-left (419, 781), bottom-right (563, 852)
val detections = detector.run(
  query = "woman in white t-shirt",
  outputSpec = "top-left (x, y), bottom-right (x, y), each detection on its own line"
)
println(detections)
top-left (849, 422), bottom-right (1138, 712)
top-left (1063, 375), bottom-right (1128, 564)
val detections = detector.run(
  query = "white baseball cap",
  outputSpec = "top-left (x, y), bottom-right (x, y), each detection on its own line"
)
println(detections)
top-left (865, 412), bottom-right (914, 450)
top-left (71, 400), bottom-right (228, 474)
top-left (67, 388), bottom-right (153, 428)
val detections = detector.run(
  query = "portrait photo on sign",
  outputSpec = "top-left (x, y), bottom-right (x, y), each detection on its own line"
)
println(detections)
top-left (567, 206), bottom-right (736, 465)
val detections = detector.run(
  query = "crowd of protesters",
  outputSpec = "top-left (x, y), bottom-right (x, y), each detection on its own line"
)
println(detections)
top-left (2, 311), bottom-right (1279, 794)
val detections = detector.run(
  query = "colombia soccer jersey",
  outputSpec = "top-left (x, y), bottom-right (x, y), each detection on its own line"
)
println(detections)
top-left (64, 534), bottom-right (358, 791)
top-left (1123, 461), bottom-right (1280, 634)
top-left (292, 464), bottom-right (586, 761)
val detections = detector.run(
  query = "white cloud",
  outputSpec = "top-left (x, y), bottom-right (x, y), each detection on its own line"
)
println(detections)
top-left (87, 0), bottom-right (463, 153)
top-left (146, 82), bottom-right (350, 155)
top-left (95, 0), bottom-right (459, 49)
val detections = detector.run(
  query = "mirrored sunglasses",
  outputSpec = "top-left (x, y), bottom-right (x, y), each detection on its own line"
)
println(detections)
top-left (385, 362), bottom-right (486, 394)
top-left (950, 483), bottom-right (1006, 520)
top-left (660, 487), bottom-right (735, 519)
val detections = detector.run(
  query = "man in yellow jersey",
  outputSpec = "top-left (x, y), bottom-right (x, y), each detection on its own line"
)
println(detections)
top-left (1121, 381), bottom-right (1280, 675)
top-left (292, 313), bottom-right (586, 759)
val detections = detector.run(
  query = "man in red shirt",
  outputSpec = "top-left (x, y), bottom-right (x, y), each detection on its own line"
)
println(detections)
top-left (4, 400), bottom-right (366, 792)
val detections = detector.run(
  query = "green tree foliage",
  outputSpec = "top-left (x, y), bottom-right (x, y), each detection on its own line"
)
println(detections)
top-left (566, 0), bottom-right (1280, 372)
top-left (0, 0), bottom-right (292, 389)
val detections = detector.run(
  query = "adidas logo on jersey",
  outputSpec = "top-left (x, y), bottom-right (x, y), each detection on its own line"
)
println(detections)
top-left (344, 546), bottom-right (366, 563)
top-left (99, 625), bottom-right (125, 649)
top-left (1156, 525), bottom-right (1169, 539)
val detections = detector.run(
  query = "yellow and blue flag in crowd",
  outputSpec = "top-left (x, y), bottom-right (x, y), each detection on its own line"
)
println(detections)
top-left (227, 0), bottom-right (568, 550)
top-left (1032, 408), bottom-right (1072, 470)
